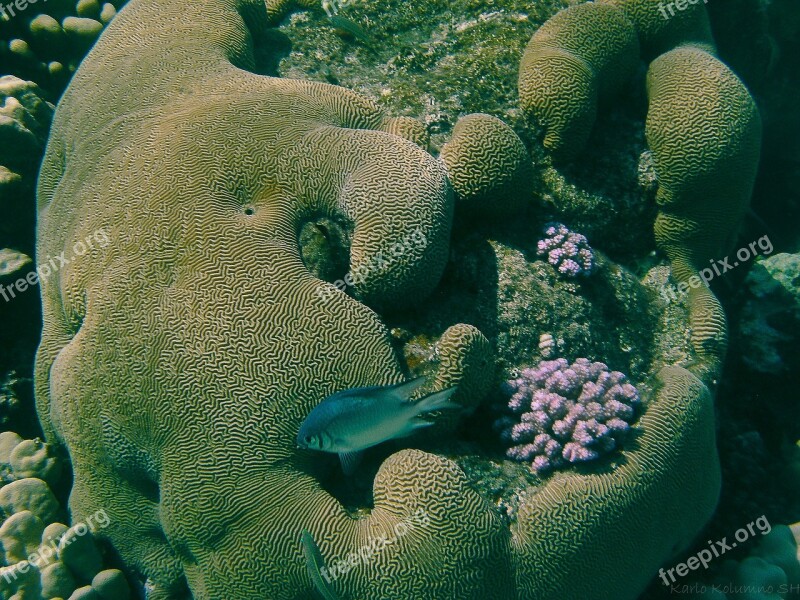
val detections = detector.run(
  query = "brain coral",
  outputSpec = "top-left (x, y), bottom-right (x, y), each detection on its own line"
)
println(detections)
top-left (34, 0), bottom-right (722, 598)
top-left (518, 0), bottom-right (762, 385)
top-left (439, 113), bottom-right (532, 216)
top-left (647, 46), bottom-right (762, 283)
top-left (598, 0), bottom-right (716, 58)
top-left (517, 2), bottom-right (639, 159)
top-left (647, 46), bottom-right (761, 381)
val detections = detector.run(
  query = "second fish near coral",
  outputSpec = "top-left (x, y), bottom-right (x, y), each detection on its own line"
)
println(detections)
top-left (297, 377), bottom-right (459, 474)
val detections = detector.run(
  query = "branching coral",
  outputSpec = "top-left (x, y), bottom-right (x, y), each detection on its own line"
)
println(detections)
top-left (495, 358), bottom-right (639, 473)
top-left (536, 222), bottom-right (595, 277)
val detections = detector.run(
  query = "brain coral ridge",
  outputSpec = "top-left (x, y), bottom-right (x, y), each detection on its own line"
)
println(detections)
top-left (518, 0), bottom-right (761, 385)
top-left (34, 0), bottom-right (721, 598)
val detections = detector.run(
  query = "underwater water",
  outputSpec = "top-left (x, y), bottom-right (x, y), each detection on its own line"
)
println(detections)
top-left (0, 0), bottom-right (799, 598)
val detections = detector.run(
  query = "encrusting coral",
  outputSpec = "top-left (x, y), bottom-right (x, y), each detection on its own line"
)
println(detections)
top-left (30, 0), bottom-right (726, 598)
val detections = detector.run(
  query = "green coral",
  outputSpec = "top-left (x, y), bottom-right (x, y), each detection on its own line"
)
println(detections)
top-left (0, 513), bottom-right (128, 600)
top-left (598, 0), bottom-right (716, 58)
top-left (518, 0), bottom-right (762, 385)
top-left (647, 46), bottom-right (761, 381)
top-left (647, 46), bottom-right (762, 283)
top-left (439, 113), bottom-right (533, 217)
top-left (687, 525), bottom-right (800, 600)
top-left (30, 0), bottom-right (727, 598)
top-left (0, 76), bottom-right (53, 256)
top-left (0, 1), bottom-right (125, 96)
top-left (518, 3), bottom-right (639, 159)
top-left (33, 0), bottom-right (503, 597)
top-left (0, 431), bottom-right (130, 600)
top-left (514, 365), bottom-right (719, 598)
top-left (738, 252), bottom-right (800, 374)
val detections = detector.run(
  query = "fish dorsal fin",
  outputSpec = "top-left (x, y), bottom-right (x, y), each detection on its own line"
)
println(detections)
top-left (339, 450), bottom-right (363, 476)
top-left (389, 376), bottom-right (428, 402)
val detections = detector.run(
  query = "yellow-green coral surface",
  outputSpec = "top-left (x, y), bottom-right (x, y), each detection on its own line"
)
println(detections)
top-left (35, 0), bottom-right (721, 598)
top-left (518, 0), bottom-right (762, 386)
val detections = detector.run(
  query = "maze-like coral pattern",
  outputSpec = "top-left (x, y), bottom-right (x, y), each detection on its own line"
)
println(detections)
top-left (647, 46), bottom-right (760, 381)
top-left (34, 0), bottom-right (723, 597)
top-left (513, 365), bottom-right (720, 598)
top-left (518, 0), bottom-right (761, 385)
top-left (32, 0), bottom-right (488, 597)
top-left (518, 3), bottom-right (639, 159)
top-left (598, 0), bottom-right (716, 57)
top-left (647, 46), bottom-right (762, 282)
top-left (439, 113), bottom-right (532, 216)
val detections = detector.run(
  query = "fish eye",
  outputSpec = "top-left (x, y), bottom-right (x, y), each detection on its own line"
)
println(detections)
top-left (304, 435), bottom-right (314, 446)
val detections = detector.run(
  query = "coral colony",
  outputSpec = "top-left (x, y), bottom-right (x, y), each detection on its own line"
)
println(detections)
top-left (537, 223), bottom-right (595, 277)
top-left (495, 358), bottom-right (640, 474)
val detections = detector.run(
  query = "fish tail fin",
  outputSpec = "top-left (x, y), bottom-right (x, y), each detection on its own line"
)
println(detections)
top-left (390, 375), bottom-right (428, 401)
top-left (413, 386), bottom-right (460, 416)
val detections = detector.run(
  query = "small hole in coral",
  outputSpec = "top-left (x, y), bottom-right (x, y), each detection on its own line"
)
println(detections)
top-left (243, 206), bottom-right (255, 216)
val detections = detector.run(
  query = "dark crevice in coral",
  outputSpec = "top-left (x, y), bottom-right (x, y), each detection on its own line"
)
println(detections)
top-left (297, 215), bottom-right (353, 286)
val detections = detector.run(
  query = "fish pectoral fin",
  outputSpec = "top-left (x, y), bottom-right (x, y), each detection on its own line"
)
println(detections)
top-left (413, 386), bottom-right (460, 415)
top-left (339, 450), bottom-right (364, 476)
top-left (301, 530), bottom-right (340, 600)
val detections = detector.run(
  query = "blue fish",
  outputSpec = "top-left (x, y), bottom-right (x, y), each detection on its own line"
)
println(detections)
top-left (297, 377), bottom-right (459, 474)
